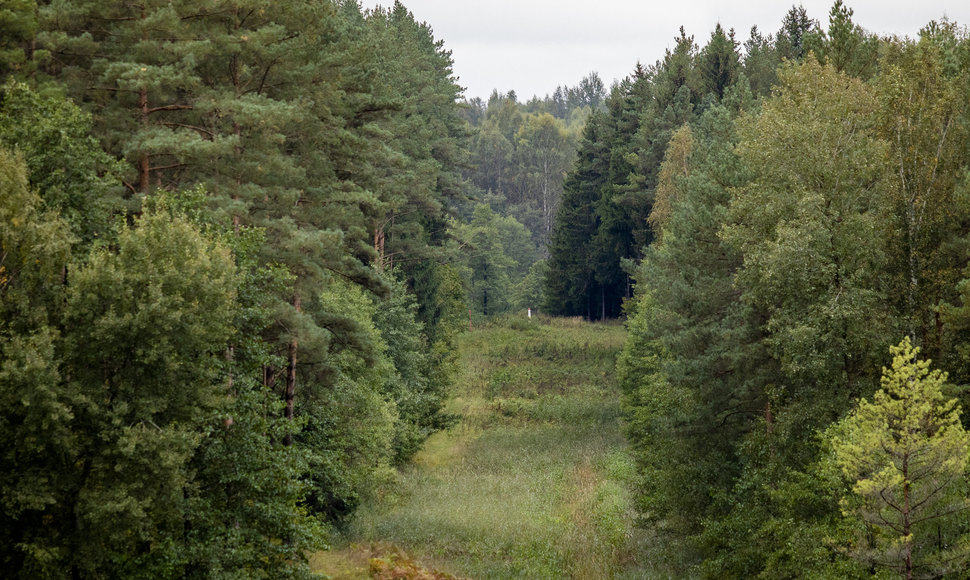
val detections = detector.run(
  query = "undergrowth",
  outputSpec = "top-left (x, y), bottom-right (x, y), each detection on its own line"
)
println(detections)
top-left (311, 315), bottom-right (658, 579)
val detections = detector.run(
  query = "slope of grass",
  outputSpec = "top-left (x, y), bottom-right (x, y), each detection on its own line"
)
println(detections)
top-left (311, 315), bottom-right (655, 579)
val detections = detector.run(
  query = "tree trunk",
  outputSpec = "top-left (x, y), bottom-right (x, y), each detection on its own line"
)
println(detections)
top-left (139, 87), bottom-right (150, 193)
top-left (374, 224), bottom-right (386, 270)
top-left (283, 295), bottom-right (300, 446)
top-left (138, 5), bottom-right (150, 193)
top-left (903, 452), bottom-right (912, 580)
top-left (601, 284), bottom-right (606, 320)
top-left (482, 261), bottom-right (488, 316)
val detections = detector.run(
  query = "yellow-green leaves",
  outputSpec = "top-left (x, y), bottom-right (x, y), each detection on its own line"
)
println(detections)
top-left (831, 338), bottom-right (970, 577)
top-left (648, 124), bottom-right (693, 238)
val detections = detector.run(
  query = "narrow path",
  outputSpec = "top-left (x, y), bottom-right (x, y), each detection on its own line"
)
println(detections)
top-left (311, 316), bottom-right (652, 579)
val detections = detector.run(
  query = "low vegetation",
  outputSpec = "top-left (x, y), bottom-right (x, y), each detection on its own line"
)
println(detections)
top-left (312, 316), bottom-right (656, 578)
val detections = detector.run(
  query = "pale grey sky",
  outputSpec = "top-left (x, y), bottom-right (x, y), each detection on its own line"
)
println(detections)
top-left (360, 1), bottom-right (970, 100)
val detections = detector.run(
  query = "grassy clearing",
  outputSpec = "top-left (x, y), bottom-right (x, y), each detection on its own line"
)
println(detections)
top-left (311, 315), bottom-right (656, 579)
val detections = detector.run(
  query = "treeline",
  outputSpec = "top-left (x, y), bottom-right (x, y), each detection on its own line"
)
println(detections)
top-left (602, 2), bottom-right (970, 577)
top-left (0, 1), bottom-right (470, 577)
top-left (543, 4), bottom-right (874, 319)
top-left (454, 74), bottom-right (604, 316)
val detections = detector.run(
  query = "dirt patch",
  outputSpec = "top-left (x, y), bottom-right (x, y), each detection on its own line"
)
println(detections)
top-left (311, 543), bottom-right (469, 580)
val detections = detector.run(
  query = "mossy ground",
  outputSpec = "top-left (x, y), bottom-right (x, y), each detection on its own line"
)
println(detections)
top-left (310, 315), bottom-right (657, 579)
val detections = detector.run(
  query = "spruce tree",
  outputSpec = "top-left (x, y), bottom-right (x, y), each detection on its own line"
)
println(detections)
top-left (698, 24), bottom-right (741, 100)
top-left (544, 112), bottom-right (608, 317)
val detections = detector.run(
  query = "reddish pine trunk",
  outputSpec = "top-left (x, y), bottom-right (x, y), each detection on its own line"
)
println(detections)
top-left (139, 87), bottom-right (150, 192)
top-left (374, 225), bottom-right (386, 270)
top-left (138, 5), bottom-right (150, 193)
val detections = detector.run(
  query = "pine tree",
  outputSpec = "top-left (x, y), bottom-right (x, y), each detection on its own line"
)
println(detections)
top-left (831, 338), bottom-right (970, 578)
top-left (628, 104), bottom-right (769, 554)
top-left (820, 0), bottom-right (879, 79)
top-left (0, 0), bottom-right (42, 78)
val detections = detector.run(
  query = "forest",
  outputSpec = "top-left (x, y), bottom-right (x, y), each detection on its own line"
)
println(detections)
top-left (605, 5), bottom-right (970, 579)
top-left (3, 0), bottom-right (970, 578)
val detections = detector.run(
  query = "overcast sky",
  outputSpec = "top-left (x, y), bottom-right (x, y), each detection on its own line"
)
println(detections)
top-left (359, 1), bottom-right (970, 100)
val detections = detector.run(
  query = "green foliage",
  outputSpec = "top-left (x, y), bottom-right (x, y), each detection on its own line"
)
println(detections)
top-left (335, 318), bottom-right (653, 579)
top-left (617, 14), bottom-right (970, 578)
top-left (621, 103), bottom-right (767, 571)
top-left (2, 0), bottom-right (476, 574)
top-left (544, 111), bottom-right (609, 318)
top-left (616, 284), bottom-right (692, 541)
top-left (374, 271), bottom-right (457, 463)
top-left (165, 189), bottom-right (320, 578)
top-left (698, 24), bottom-right (741, 100)
top-left (0, 147), bottom-right (73, 327)
top-left (454, 204), bottom-right (534, 316)
top-left (817, 0), bottom-right (880, 79)
top-left (724, 57), bottom-right (895, 405)
top-left (830, 338), bottom-right (970, 577)
top-left (512, 112), bottom-right (576, 246)
top-left (512, 258), bottom-right (548, 313)
top-left (0, 148), bottom-right (76, 576)
top-left (742, 25), bottom-right (780, 97)
top-left (60, 211), bottom-right (237, 577)
top-left (876, 29), bottom-right (970, 371)
top-left (1, 176), bottom-right (321, 576)
top-left (0, 80), bottom-right (123, 247)
top-left (545, 19), bottom-right (756, 321)
top-left (775, 4), bottom-right (819, 61)
top-left (12, 1), bottom-right (970, 576)
top-left (0, 0), bottom-right (42, 77)
top-left (464, 93), bottom-right (581, 256)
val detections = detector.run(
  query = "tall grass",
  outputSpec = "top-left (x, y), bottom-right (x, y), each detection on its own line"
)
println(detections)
top-left (312, 315), bottom-right (658, 579)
